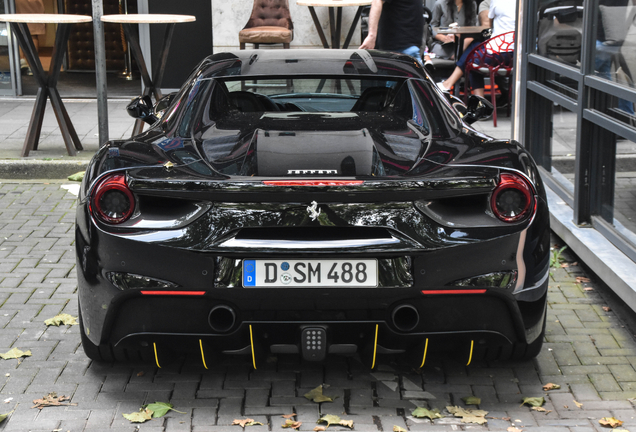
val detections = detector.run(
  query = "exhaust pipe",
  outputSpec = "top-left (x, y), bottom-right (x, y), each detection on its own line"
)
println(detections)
top-left (392, 304), bottom-right (419, 332)
top-left (208, 305), bottom-right (236, 333)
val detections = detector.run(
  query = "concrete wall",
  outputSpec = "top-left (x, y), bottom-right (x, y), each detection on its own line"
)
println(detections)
top-left (212, 1), bottom-right (364, 51)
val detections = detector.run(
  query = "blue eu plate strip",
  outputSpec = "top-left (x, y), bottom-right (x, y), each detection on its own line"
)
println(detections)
top-left (243, 260), bottom-right (256, 287)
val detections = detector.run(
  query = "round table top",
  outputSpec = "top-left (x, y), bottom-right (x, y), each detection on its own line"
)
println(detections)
top-left (296, 0), bottom-right (372, 7)
top-left (435, 25), bottom-right (489, 35)
top-left (0, 13), bottom-right (92, 24)
top-left (101, 14), bottom-right (196, 24)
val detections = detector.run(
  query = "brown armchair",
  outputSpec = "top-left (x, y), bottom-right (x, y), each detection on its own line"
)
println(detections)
top-left (239, 0), bottom-right (293, 49)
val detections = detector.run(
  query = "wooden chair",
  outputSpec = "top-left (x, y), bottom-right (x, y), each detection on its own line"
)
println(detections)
top-left (464, 31), bottom-right (515, 127)
top-left (239, 0), bottom-right (293, 49)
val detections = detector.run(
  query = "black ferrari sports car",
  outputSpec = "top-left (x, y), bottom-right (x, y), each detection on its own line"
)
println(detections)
top-left (76, 49), bottom-right (550, 367)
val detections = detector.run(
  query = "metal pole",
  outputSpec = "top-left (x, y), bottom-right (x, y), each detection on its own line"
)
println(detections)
top-left (511, 0), bottom-right (524, 142)
top-left (92, 0), bottom-right (109, 145)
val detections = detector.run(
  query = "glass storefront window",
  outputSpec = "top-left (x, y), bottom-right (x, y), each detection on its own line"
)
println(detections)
top-left (593, 2), bottom-right (636, 120)
top-left (613, 135), bottom-right (636, 246)
top-left (550, 103), bottom-right (578, 191)
top-left (0, 0), bottom-right (13, 92)
top-left (536, 0), bottom-right (583, 69)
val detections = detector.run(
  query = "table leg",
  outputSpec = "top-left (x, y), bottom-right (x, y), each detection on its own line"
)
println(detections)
top-left (151, 23), bottom-right (176, 101)
top-left (334, 7), bottom-right (342, 49)
top-left (343, 6), bottom-right (364, 49)
top-left (122, 23), bottom-right (154, 95)
top-left (48, 23), bottom-right (82, 154)
top-left (23, 88), bottom-right (47, 156)
top-left (307, 6), bottom-right (329, 49)
top-left (328, 7), bottom-right (337, 49)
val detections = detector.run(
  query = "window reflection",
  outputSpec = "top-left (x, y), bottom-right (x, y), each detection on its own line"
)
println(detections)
top-left (594, 0), bottom-right (636, 116)
top-left (537, 0), bottom-right (584, 67)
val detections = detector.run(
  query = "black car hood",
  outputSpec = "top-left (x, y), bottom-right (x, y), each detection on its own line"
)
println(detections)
top-left (197, 112), bottom-right (429, 177)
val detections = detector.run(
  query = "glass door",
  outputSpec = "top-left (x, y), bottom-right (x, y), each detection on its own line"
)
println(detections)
top-left (0, 0), bottom-right (17, 95)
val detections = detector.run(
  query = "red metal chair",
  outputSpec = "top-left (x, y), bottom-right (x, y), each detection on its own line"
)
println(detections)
top-left (464, 31), bottom-right (515, 127)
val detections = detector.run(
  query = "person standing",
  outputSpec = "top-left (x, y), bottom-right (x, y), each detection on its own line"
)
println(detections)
top-left (359, 0), bottom-right (424, 62)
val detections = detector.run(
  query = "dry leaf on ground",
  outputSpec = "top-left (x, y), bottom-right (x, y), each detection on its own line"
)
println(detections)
top-left (599, 417), bottom-right (623, 428)
top-left (576, 276), bottom-right (591, 283)
top-left (123, 408), bottom-right (153, 423)
top-left (602, 306), bottom-right (611, 312)
top-left (532, 407), bottom-right (552, 413)
top-left (314, 427), bottom-right (326, 431)
top-left (446, 406), bottom-right (488, 425)
top-left (0, 348), bottom-right (31, 360)
top-left (304, 386), bottom-right (334, 403)
top-left (411, 407), bottom-right (443, 420)
top-left (573, 400), bottom-right (583, 409)
top-left (232, 418), bottom-right (264, 428)
top-left (521, 397), bottom-right (545, 407)
top-left (461, 396), bottom-right (481, 405)
top-left (317, 414), bottom-right (353, 428)
top-left (44, 313), bottom-right (78, 326)
top-left (507, 427), bottom-right (523, 432)
top-left (583, 287), bottom-right (594, 291)
top-left (282, 419), bottom-right (302, 429)
top-left (542, 383), bottom-right (560, 391)
top-left (0, 413), bottom-right (8, 424)
top-left (393, 426), bottom-right (407, 432)
top-left (282, 414), bottom-right (297, 419)
top-left (32, 393), bottom-right (77, 410)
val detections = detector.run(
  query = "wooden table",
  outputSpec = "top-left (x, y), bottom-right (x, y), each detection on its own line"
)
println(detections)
top-left (101, 14), bottom-right (195, 136)
top-left (0, 14), bottom-right (92, 157)
top-left (435, 25), bottom-right (488, 62)
top-left (297, 0), bottom-right (372, 49)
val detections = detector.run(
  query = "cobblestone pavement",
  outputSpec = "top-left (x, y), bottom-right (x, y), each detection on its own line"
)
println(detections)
top-left (3, 182), bottom-right (636, 432)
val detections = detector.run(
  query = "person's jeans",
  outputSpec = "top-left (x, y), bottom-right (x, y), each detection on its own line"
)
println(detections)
top-left (401, 46), bottom-right (423, 66)
top-left (595, 40), bottom-right (635, 115)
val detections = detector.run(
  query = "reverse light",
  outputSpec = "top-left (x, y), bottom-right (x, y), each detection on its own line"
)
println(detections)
top-left (490, 173), bottom-right (534, 223)
top-left (91, 174), bottom-right (135, 224)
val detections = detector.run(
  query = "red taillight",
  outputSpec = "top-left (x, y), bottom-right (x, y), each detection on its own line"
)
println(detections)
top-left (262, 180), bottom-right (364, 186)
top-left (91, 174), bottom-right (135, 224)
top-left (490, 173), bottom-right (535, 223)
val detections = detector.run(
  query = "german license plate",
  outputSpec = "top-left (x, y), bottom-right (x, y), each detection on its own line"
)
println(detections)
top-left (242, 259), bottom-right (378, 288)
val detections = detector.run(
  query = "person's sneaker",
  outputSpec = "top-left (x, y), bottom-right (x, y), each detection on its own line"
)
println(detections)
top-left (436, 81), bottom-right (450, 92)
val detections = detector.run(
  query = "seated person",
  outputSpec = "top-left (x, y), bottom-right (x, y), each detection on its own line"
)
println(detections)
top-left (438, 0), bottom-right (514, 96)
top-left (430, 0), bottom-right (478, 59)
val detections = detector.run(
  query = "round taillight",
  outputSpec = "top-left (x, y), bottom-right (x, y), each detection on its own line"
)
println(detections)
top-left (491, 173), bottom-right (534, 223)
top-left (91, 174), bottom-right (135, 224)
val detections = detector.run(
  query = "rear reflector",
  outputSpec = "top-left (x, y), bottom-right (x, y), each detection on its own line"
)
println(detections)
top-left (421, 289), bottom-right (487, 295)
top-left (140, 291), bottom-right (206, 296)
top-left (262, 180), bottom-right (364, 186)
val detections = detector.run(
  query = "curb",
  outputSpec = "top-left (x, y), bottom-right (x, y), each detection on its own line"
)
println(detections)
top-left (0, 160), bottom-right (89, 180)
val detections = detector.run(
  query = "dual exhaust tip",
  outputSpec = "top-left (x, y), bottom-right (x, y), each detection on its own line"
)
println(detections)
top-left (209, 303), bottom-right (420, 333)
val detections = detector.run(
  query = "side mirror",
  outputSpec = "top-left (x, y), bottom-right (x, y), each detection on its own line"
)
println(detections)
top-left (126, 95), bottom-right (158, 124)
top-left (153, 93), bottom-right (176, 120)
top-left (447, 94), bottom-right (467, 117)
top-left (462, 95), bottom-right (494, 124)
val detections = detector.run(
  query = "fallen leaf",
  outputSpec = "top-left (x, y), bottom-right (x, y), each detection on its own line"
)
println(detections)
top-left (542, 383), bottom-right (560, 391)
top-left (0, 348), bottom-right (32, 360)
top-left (317, 414), bottom-right (353, 428)
top-left (563, 405), bottom-right (568, 409)
top-left (393, 426), bottom-right (407, 432)
top-left (532, 407), bottom-right (552, 413)
top-left (304, 386), bottom-right (334, 403)
top-left (123, 408), bottom-right (153, 423)
top-left (507, 427), bottom-right (523, 432)
top-left (32, 393), bottom-right (77, 409)
top-left (461, 396), bottom-right (481, 405)
top-left (576, 277), bottom-right (591, 283)
top-left (233, 418), bottom-right (263, 428)
top-left (314, 427), bottom-right (326, 431)
top-left (446, 406), bottom-right (488, 424)
top-left (602, 306), bottom-right (611, 312)
top-left (44, 313), bottom-right (78, 327)
top-left (573, 400), bottom-right (583, 409)
top-left (282, 419), bottom-right (302, 429)
top-left (411, 407), bottom-right (443, 420)
top-left (571, 262), bottom-right (578, 266)
top-left (583, 287), bottom-right (594, 291)
top-left (0, 413), bottom-right (7, 423)
top-left (282, 414), bottom-right (297, 419)
top-left (599, 417), bottom-right (623, 428)
top-left (143, 402), bottom-right (185, 418)
top-left (560, 263), bottom-right (569, 268)
top-left (137, 371), bottom-right (145, 377)
top-left (67, 171), bottom-right (85, 182)
top-left (520, 397), bottom-right (545, 407)
top-left (3, 398), bottom-right (12, 403)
